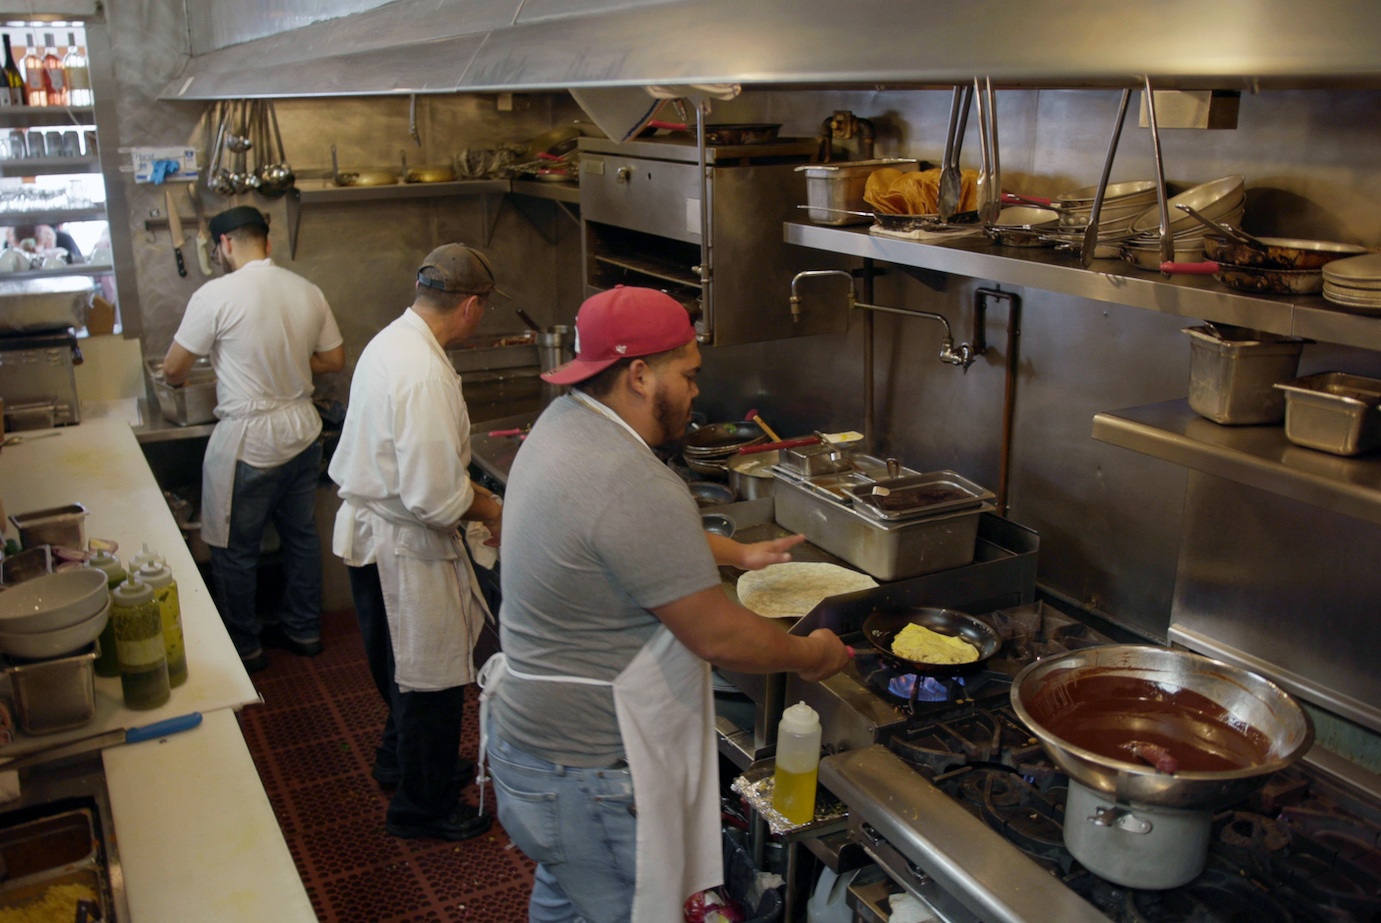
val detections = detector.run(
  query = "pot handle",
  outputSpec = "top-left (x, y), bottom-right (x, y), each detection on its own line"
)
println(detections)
top-left (646, 119), bottom-right (689, 133)
top-left (738, 436), bottom-right (820, 455)
top-left (1160, 260), bottom-right (1220, 275)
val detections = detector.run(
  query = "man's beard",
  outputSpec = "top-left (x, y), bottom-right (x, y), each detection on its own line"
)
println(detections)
top-left (651, 386), bottom-right (689, 448)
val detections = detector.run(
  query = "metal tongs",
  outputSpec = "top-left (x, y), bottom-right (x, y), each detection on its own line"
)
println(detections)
top-left (974, 77), bottom-right (1001, 225)
top-left (1079, 88), bottom-right (1132, 268)
top-left (1143, 76), bottom-right (1174, 275)
top-left (937, 84), bottom-right (973, 223)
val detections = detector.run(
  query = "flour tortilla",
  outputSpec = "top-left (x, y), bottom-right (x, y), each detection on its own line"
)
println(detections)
top-left (736, 562), bottom-right (879, 618)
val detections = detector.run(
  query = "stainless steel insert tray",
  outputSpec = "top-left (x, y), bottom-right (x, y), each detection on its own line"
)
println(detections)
top-left (844, 470), bottom-right (994, 521)
top-left (1274, 371), bottom-right (1381, 456)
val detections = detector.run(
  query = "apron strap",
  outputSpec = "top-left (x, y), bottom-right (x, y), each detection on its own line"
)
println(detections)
top-left (474, 654), bottom-right (615, 816)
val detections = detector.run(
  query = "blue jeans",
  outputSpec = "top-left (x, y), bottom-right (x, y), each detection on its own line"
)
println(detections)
top-left (486, 733), bottom-right (636, 923)
top-left (210, 442), bottom-right (323, 658)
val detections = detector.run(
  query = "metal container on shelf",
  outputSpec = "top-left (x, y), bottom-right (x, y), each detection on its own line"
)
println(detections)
top-left (1184, 325), bottom-right (1305, 425)
top-left (773, 472), bottom-right (991, 580)
top-left (3, 645), bottom-right (98, 735)
top-left (0, 277), bottom-right (94, 334)
top-left (1274, 371), bottom-right (1381, 456)
top-left (9, 503), bottom-right (88, 550)
top-left (146, 357), bottom-right (218, 426)
top-left (796, 158), bottom-right (920, 225)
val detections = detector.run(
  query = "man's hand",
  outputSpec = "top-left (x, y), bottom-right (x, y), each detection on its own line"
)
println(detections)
top-left (796, 629), bottom-right (852, 683)
top-left (737, 533), bottom-right (806, 571)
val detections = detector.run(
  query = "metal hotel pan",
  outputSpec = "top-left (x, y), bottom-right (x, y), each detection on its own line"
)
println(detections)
top-left (862, 607), bottom-right (1000, 677)
top-left (1203, 233), bottom-right (1368, 271)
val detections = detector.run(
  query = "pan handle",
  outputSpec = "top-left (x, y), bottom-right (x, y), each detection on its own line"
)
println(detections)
top-left (1160, 261), bottom-right (1220, 274)
top-left (737, 436), bottom-right (820, 455)
top-left (646, 119), bottom-right (689, 132)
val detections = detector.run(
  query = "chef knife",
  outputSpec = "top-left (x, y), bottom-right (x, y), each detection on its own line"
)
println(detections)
top-left (165, 186), bottom-right (187, 277)
top-left (188, 183), bottom-right (213, 276)
top-left (1, 711), bottom-right (203, 774)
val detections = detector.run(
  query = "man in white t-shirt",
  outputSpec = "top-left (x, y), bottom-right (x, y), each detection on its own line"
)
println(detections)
top-left (163, 206), bottom-right (345, 674)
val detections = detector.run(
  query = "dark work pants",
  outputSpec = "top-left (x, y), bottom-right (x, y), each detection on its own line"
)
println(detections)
top-left (348, 563), bottom-right (466, 826)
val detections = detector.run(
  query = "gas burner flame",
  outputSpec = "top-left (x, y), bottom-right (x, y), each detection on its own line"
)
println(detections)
top-left (889, 673), bottom-right (960, 701)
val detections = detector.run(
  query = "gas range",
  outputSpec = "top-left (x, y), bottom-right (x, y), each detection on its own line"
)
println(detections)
top-left (808, 604), bottom-right (1381, 923)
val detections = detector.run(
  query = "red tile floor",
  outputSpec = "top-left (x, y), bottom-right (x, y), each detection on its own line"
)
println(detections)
top-left (236, 608), bottom-right (535, 922)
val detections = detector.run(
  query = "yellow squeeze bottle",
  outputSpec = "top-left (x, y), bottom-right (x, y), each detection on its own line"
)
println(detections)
top-left (773, 701), bottom-right (822, 825)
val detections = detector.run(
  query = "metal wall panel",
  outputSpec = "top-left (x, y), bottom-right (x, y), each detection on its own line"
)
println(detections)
top-left (188, 0), bottom-right (393, 55)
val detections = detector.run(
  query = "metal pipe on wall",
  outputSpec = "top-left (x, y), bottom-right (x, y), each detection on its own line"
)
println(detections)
top-left (862, 259), bottom-right (875, 454)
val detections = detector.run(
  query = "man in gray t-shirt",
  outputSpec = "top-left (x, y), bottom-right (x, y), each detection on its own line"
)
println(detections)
top-left (484, 286), bottom-right (850, 923)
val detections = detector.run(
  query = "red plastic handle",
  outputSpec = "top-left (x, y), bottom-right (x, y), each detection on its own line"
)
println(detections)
top-left (1160, 260), bottom-right (1220, 275)
top-left (487, 428), bottom-right (524, 438)
top-left (646, 119), bottom-right (689, 132)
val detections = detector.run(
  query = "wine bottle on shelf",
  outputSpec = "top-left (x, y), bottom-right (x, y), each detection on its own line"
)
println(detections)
top-left (22, 33), bottom-right (45, 106)
top-left (63, 32), bottom-right (90, 107)
top-left (1, 36), bottom-right (24, 107)
top-left (41, 33), bottom-right (65, 107)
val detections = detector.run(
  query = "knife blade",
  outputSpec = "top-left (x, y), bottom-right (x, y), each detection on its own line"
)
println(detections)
top-left (165, 186), bottom-right (187, 277)
top-left (1, 712), bottom-right (203, 774)
top-left (188, 183), bottom-right (213, 276)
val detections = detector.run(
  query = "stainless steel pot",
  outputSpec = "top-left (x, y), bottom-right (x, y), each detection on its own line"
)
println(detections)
top-left (727, 450), bottom-right (777, 500)
top-left (1011, 645), bottom-right (1313, 810)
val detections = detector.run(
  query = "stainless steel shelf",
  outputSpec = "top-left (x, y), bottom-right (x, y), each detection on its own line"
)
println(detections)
top-left (0, 265), bottom-right (111, 281)
top-left (0, 155), bottom-right (100, 176)
top-left (1092, 399), bottom-right (1381, 526)
top-left (0, 105), bottom-right (95, 127)
top-left (291, 178), bottom-right (509, 204)
top-left (0, 206), bottom-right (107, 225)
top-left (510, 179), bottom-right (579, 204)
top-left (784, 222), bottom-right (1381, 352)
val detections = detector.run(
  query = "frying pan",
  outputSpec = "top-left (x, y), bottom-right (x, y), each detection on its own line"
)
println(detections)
top-left (1161, 260), bottom-right (1324, 295)
top-left (1203, 233), bottom-right (1367, 271)
top-left (796, 205), bottom-right (980, 233)
top-left (862, 607), bottom-right (1000, 677)
top-left (642, 120), bottom-right (781, 145)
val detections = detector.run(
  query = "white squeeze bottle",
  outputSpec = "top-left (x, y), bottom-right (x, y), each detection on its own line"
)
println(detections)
top-left (773, 701), bottom-right (822, 825)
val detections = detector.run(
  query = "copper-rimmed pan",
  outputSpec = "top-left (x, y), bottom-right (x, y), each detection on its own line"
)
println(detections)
top-left (862, 607), bottom-right (1000, 676)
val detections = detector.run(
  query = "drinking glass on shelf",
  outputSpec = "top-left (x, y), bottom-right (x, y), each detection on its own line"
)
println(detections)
top-left (7, 129), bottom-right (25, 160)
top-left (45, 131), bottom-right (62, 157)
top-left (25, 131), bottom-right (44, 158)
top-left (61, 130), bottom-right (80, 157)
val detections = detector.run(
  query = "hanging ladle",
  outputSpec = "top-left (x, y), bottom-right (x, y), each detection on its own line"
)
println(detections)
top-left (225, 98), bottom-right (253, 152)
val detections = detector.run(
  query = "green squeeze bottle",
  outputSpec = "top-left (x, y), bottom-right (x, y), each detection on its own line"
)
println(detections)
top-left (85, 549), bottom-right (126, 677)
top-left (110, 576), bottom-right (170, 709)
top-left (136, 560), bottom-right (188, 688)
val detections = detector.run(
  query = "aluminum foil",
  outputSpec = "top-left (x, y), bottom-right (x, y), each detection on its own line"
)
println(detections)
top-left (730, 771), bottom-right (845, 837)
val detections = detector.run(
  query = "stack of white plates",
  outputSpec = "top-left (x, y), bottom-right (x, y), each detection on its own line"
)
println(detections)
top-left (1323, 252), bottom-right (1381, 312)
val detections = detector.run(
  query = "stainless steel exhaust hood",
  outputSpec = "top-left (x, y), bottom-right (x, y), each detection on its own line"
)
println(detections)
top-left (160, 0), bottom-right (1381, 100)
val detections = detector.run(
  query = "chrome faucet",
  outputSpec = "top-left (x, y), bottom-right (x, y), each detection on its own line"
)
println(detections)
top-left (789, 269), bottom-right (977, 372)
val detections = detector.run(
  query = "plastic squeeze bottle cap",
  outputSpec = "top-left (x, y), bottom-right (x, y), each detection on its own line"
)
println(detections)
top-left (129, 543), bottom-right (164, 570)
top-left (112, 575), bottom-right (153, 607)
top-left (780, 701), bottom-right (820, 735)
top-left (136, 561), bottom-right (173, 590)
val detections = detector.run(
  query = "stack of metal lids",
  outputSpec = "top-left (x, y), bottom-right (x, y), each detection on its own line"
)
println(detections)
top-left (1323, 253), bottom-right (1381, 312)
top-left (681, 421), bottom-right (767, 474)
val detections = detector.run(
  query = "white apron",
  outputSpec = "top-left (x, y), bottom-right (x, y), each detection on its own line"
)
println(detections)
top-left (478, 625), bottom-right (723, 923)
top-left (200, 396), bottom-right (303, 548)
top-left (335, 499), bottom-right (493, 690)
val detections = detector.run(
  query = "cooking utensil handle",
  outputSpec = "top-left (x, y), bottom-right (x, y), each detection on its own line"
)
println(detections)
top-left (745, 409), bottom-right (783, 443)
top-left (646, 120), bottom-right (688, 132)
top-left (125, 712), bottom-right (203, 744)
top-left (1003, 192), bottom-right (1053, 207)
top-left (1144, 76), bottom-right (1173, 272)
top-left (738, 436), bottom-right (820, 455)
top-left (1160, 261), bottom-right (1220, 274)
top-left (1080, 88), bottom-right (1132, 268)
top-left (487, 428), bottom-right (524, 438)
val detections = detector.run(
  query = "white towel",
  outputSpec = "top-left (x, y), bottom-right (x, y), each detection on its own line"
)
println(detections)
top-left (0, 767), bottom-right (18, 804)
top-left (464, 522), bottom-right (498, 570)
top-left (888, 893), bottom-right (939, 923)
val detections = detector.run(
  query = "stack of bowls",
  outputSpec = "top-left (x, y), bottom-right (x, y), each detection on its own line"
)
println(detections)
top-left (1120, 175), bottom-right (1246, 270)
top-left (681, 421), bottom-right (768, 476)
top-left (0, 568), bottom-right (111, 660)
top-left (1044, 180), bottom-right (1160, 257)
top-left (1323, 253), bottom-right (1381, 312)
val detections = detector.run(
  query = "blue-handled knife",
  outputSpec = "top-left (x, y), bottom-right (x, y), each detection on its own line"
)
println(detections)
top-left (2, 712), bottom-right (203, 773)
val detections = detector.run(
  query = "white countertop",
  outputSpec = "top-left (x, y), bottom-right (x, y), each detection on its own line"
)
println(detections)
top-left (0, 401), bottom-right (314, 921)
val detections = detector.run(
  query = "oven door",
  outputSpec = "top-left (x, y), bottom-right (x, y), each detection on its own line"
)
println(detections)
top-left (821, 746), bottom-right (1109, 923)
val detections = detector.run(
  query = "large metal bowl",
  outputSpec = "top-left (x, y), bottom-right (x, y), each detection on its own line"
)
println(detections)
top-left (1011, 645), bottom-right (1313, 810)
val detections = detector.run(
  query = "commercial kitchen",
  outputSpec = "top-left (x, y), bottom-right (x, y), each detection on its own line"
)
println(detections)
top-left (0, 1), bottom-right (1379, 921)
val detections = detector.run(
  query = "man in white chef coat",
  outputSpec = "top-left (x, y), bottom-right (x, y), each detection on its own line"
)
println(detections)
top-left (163, 205), bottom-right (344, 674)
top-left (328, 243), bottom-right (505, 842)
top-left (480, 286), bottom-right (852, 921)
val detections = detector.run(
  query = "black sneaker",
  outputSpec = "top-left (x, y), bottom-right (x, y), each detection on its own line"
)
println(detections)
top-left (371, 758), bottom-right (475, 789)
top-left (261, 624), bottom-right (323, 658)
top-left (241, 650), bottom-right (269, 674)
top-left (386, 804), bottom-right (492, 841)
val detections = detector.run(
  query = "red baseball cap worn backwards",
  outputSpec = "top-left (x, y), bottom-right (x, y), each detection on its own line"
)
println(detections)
top-left (541, 286), bottom-right (696, 385)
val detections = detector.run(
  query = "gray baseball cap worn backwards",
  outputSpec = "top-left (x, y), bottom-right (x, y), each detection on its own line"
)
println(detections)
top-left (417, 244), bottom-right (510, 299)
